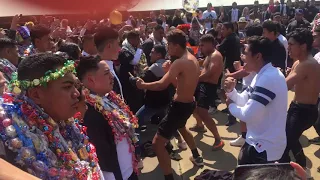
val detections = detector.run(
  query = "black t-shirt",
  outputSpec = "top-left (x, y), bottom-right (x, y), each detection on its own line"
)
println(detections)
top-left (217, 33), bottom-right (241, 73)
top-left (270, 39), bottom-right (287, 70)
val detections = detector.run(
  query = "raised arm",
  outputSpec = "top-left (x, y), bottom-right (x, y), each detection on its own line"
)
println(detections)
top-left (228, 76), bottom-right (276, 123)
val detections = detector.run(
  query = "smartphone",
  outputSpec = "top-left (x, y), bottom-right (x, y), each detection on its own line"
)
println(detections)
top-left (233, 163), bottom-right (294, 180)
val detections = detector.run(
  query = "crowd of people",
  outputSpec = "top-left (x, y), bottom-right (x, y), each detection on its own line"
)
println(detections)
top-left (0, 0), bottom-right (319, 180)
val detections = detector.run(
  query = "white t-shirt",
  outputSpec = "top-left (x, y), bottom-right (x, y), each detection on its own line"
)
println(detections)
top-left (227, 63), bottom-right (287, 161)
top-left (102, 138), bottom-right (133, 180)
top-left (314, 52), bottom-right (320, 64)
top-left (201, 10), bottom-right (217, 30)
top-left (278, 34), bottom-right (288, 67)
top-left (231, 9), bottom-right (239, 22)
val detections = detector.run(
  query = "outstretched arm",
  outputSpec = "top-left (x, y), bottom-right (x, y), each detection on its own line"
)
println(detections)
top-left (137, 60), bottom-right (181, 91)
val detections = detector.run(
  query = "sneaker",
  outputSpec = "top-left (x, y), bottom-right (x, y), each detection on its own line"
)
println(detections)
top-left (309, 137), bottom-right (320, 145)
top-left (137, 159), bottom-right (144, 169)
top-left (170, 152), bottom-right (182, 161)
top-left (189, 156), bottom-right (204, 167)
top-left (189, 125), bottom-right (207, 132)
top-left (212, 140), bottom-right (225, 151)
top-left (230, 136), bottom-right (245, 147)
top-left (178, 141), bottom-right (188, 151)
top-left (208, 107), bottom-right (217, 114)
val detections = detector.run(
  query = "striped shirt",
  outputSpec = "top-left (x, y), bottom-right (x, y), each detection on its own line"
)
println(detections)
top-left (227, 63), bottom-right (288, 161)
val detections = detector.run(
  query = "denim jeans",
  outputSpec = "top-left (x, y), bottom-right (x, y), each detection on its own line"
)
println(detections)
top-left (135, 105), bottom-right (167, 157)
top-left (136, 105), bottom-right (168, 128)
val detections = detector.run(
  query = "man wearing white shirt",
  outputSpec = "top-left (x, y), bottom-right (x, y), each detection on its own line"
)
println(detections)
top-left (201, 3), bottom-right (217, 30)
top-left (228, 2), bottom-right (240, 22)
top-left (224, 36), bottom-right (287, 165)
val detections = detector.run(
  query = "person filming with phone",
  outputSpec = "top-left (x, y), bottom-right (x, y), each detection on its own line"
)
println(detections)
top-left (224, 36), bottom-right (288, 165)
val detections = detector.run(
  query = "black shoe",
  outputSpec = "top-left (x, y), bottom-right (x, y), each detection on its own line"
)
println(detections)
top-left (226, 116), bottom-right (237, 126)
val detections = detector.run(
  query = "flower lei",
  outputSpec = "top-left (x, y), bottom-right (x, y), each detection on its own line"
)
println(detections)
top-left (0, 58), bottom-right (17, 82)
top-left (0, 93), bottom-right (102, 180)
top-left (23, 45), bottom-right (37, 57)
top-left (83, 89), bottom-right (140, 173)
top-left (122, 39), bottom-right (147, 77)
top-left (9, 60), bottom-right (76, 92)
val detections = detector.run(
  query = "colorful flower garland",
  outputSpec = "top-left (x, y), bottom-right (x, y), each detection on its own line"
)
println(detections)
top-left (9, 60), bottom-right (76, 92)
top-left (0, 93), bottom-right (102, 180)
top-left (83, 89), bottom-right (140, 173)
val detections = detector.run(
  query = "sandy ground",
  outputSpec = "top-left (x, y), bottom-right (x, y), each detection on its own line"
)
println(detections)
top-left (138, 91), bottom-right (320, 180)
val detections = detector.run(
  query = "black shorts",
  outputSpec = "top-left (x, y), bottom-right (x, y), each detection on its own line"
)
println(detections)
top-left (195, 82), bottom-right (218, 110)
top-left (238, 142), bottom-right (273, 165)
top-left (158, 101), bottom-right (196, 140)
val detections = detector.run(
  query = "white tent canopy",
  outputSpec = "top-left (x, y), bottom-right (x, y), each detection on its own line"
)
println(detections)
top-left (128, 0), bottom-right (271, 12)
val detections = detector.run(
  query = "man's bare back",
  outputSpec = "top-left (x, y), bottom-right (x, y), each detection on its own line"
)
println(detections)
top-left (173, 51), bottom-right (200, 103)
top-left (287, 55), bottom-right (320, 105)
top-left (200, 49), bottom-right (223, 84)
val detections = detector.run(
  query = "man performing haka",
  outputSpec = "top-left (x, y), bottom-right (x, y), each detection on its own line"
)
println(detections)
top-left (136, 29), bottom-right (203, 180)
top-left (281, 28), bottom-right (320, 173)
top-left (190, 34), bottom-right (224, 150)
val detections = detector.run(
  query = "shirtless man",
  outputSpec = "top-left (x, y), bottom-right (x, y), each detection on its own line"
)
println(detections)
top-left (281, 28), bottom-right (320, 171)
top-left (190, 34), bottom-right (225, 150)
top-left (136, 29), bottom-right (203, 180)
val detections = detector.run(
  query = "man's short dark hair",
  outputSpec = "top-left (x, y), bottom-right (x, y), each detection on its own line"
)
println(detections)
top-left (76, 56), bottom-right (101, 81)
top-left (30, 25), bottom-right (51, 46)
top-left (239, 166), bottom-right (302, 180)
top-left (154, 24), bottom-right (164, 31)
top-left (58, 42), bottom-right (80, 60)
top-left (287, 28), bottom-right (313, 51)
top-left (0, 38), bottom-right (16, 50)
top-left (153, 45), bottom-right (166, 59)
top-left (200, 34), bottom-right (215, 45)
top-left (94, 26), bottom-right (119, 53)
top-left (18, 53), bottom-right (67, 82)
top-left (262, 20), bottom-right (278, 35)
top-left (223, 22), bottom-right (234, 32)
top-left (245, 24), bottom-right (263, 37)
top-left (273, 12), bottom-right (281, 18)
top-left (247, 36), bottom-right (272, 63)
top-left (232, 2), bottom-right (237, 6)
top-left (167, 29), bottom-right (187, 49)
top-left (126, 30), bottom-right (140, 40)
top-left (156, 18), bottom-right (163, 26)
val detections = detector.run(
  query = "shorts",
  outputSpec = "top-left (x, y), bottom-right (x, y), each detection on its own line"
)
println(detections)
top-left (238, 142), bottom-right (272, 165)
top-left (158, 101), bottom-right (196, 140)
top-left (195, 82), bottom-right (218, 110)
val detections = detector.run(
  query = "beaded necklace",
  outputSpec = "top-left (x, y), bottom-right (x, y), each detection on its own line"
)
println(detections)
top-left (0, 93), bottom-right (103, 180)
top-left (84, 89), bottom-right (139, 173)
